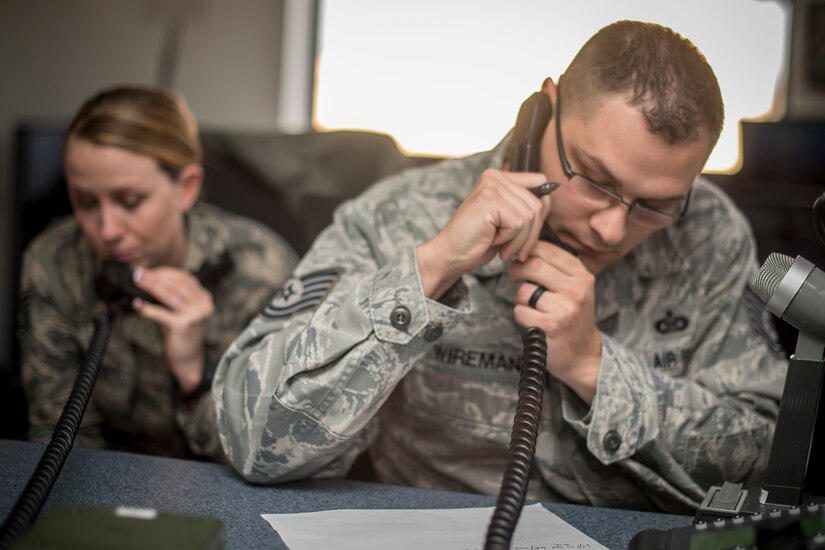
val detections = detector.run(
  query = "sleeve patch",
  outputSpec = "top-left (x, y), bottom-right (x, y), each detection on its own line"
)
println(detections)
top-left (260, 269), bottom-right (341, 320)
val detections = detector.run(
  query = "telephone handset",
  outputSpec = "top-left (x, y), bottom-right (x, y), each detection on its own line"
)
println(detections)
top-left (506, 92), bottom-right (553, 173)
top-left (484, 93), bottom-right (560, 550)
top-left (506, 91), bottom-right (578, 256)
top-left (485, 91), bottom-right (587, 549)
top-left (95, 261), bottom-right (161, 312)
top-left (95, 251), bottom-right (235, 312)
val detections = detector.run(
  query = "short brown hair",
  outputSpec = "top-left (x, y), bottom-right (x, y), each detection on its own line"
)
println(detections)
top-left (561, 20), bottom-right (724, 146)
top-left (66, 85), bottom-right (203, 179)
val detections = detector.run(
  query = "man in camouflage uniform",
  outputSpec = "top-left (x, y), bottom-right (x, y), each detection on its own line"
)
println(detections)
top-left (20, 204), bottom-right (297, 459)
top-left (214, 21), bottom-right (787, 511)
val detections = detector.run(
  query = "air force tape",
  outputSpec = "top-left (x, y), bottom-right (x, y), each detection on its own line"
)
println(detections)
top-left (261, 269), bottom-right (341, 320)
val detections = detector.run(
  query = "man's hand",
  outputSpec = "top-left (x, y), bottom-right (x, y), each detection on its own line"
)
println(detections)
top-left (131, 266), bottom-right (214, 394)
top-left (417, 169), bottom-right (551, 300)
top-left (509, 241), bottom-right (602, 404)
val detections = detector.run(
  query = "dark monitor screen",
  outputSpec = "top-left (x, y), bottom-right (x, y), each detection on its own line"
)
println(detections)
top-left (13, 124), bottom-right (72, 256)
top-left (8, 123), bottom-right (72, 365)
top-left (3, 123), bottom-right (71, 439)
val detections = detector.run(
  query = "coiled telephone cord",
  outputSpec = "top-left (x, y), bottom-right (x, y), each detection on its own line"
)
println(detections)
top-left (484, 326), bottom-right (547, 550)
top-left (0, 313), bottom-right (112, 550)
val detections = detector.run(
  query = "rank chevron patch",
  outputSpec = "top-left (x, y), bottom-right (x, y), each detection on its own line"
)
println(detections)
top-left (261, 269), bottom-right (341, 319)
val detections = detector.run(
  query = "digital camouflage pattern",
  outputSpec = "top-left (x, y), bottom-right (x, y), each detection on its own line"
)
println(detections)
top-left (19, 204), bottom-right (297, 460)
top-left (214, 139), bottom-right (787, 513)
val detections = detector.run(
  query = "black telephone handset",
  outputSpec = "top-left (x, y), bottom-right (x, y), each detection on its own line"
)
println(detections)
top-left (95, 261), bottom-right (162, 312)
top-left (507, 91), bottom-right (578, 257)
top-left (484, 93), bottom-right (562, 550)
top-left (507, 92), bottom-right (553, 173)
top-left (95, 252), bottom-right (235, 313)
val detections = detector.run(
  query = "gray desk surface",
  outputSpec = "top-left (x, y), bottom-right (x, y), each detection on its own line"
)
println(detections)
top-left (0, 439), bottom-right (692, 549)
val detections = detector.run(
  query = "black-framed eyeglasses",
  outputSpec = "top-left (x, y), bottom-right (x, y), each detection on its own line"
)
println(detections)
top-left (554, 91), bottom-right (692, 229)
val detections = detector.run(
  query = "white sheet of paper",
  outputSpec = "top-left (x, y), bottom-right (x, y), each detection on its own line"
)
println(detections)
top-left (261, 502), bottom-right (608, 550)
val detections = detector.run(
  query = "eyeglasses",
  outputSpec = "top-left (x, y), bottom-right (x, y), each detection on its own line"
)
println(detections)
top-left (554, 91), bottom-right (691, 229)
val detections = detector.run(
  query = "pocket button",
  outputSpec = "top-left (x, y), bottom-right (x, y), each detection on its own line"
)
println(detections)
top-left (603, 430), bottom-right (621, 453)
top-left (390, 306), bottom-right (411, 330)
top-left (424, 325), bottom-right (443, 342)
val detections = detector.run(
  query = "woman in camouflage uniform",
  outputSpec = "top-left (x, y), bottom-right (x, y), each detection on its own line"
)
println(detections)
top-left (19, 85), bottom-right (297, 460)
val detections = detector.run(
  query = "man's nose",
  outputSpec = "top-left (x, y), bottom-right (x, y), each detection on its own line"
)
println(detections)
top-left (589, 203), bottom-right (628, 246)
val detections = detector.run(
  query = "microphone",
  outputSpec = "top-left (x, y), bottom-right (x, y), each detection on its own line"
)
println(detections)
top-left (95, 261), bottom-right (162, 309)
top-left (750, 252), bottom-right (825, 360)
top-left (94, 252), bottom-right (235, 313)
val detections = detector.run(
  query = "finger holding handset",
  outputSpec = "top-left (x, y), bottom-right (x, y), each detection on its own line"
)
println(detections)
top-left (416, 169), bottom-right (554, 300)
top-left (416, 88), bottom-right (557, 300)
top-left (132, 266), bottom-right (215, 393)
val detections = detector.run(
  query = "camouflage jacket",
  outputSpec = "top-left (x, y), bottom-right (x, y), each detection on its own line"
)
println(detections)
top-left (20, 204), bottom-right (297, 460)
top-left (214, 141), bottom-right (787, 512)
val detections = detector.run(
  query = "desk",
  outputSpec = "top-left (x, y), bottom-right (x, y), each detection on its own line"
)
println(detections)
top-left (0, 439), bottom-right (691, 549)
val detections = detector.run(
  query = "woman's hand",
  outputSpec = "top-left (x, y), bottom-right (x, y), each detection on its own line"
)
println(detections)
top-left (131, 266), bottom-right (215, 394)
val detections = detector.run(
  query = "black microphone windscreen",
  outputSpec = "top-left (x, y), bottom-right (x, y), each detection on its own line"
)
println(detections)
top-left (751, 252), bottom-right (795, 304)
top-left (95, 261), bottom-right (133, 304)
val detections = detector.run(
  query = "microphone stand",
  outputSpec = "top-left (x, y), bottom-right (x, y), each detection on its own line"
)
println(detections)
top-left (760, 332), bottom-right (825, 508)
top-left (760, 194), bottom-right (825, 508)
top-left (0, 310), bottom-right (114, 549)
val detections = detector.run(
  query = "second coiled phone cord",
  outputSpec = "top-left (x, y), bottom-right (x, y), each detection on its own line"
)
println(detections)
top-left (0, 312), bottom-right (113, 550)
top-left (0, 253), bottom-right (236, 548)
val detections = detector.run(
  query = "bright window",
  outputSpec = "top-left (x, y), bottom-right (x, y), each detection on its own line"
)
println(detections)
top-left (315, 1), bottom-right (789, 173)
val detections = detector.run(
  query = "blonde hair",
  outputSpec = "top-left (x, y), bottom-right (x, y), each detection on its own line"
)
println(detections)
top-left (66, 85), bottom-right (203, 179)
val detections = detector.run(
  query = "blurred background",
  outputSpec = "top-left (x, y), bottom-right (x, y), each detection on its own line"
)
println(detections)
top-left (1, 0), bottom-right (823, 439)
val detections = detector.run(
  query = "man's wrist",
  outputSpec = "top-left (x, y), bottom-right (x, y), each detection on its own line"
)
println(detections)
top-left (416, 241), bottom-right (462, 300)
top-left (559, 336), bottom-right (603, 406)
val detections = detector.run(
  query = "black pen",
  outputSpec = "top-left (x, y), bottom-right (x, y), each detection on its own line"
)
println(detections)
top-left (528, 182), bottom-right (560, 198)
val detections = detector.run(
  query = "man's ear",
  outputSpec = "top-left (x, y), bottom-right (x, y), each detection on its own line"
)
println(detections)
top-left (541, 76), bottom-right (558, 103)
top-left (177, 164), bottom-right (203, 212)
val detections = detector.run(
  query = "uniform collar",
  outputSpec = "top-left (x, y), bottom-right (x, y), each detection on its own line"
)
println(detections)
top-left (592, 228), bottom-right (690, 323)
top-left (182, 207), bottom-right (206, 273)
top-left (626, 225), bottom-right (690, 279)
